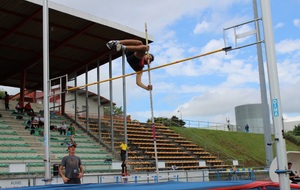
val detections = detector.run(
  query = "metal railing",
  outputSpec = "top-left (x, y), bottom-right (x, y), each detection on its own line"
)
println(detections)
top-left (0, 167), bottom-right (270, 188)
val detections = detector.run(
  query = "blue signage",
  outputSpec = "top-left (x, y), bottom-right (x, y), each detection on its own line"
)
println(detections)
top-left (272, 99), bottom-right (279, 117)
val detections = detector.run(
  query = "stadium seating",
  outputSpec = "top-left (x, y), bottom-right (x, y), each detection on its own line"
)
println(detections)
top-left (0, 106), bottom-right (114, 177)
top-left (0, 102), bottom-right (229, 176)
top-left (76, 115), bottom-right (230, 172)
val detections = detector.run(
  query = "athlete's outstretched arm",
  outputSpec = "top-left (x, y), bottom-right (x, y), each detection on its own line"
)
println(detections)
top-left (136, 72), bottom-right (152, 91)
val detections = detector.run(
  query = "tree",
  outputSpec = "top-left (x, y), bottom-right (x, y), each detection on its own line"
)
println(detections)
top-left (0, 90), bottom-right (5, 99)
top-left (147, 116), bottom-right (185, 127)
top-left (104, 105), bottom-right (124, 116)
top-left (292, 124), bottom-right (300, 136)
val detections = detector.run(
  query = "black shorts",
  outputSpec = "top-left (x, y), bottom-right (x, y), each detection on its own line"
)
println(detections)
top-left (126, 51), bottom-right (142, 71)
top-left (65, 178), bottom-right (81, 184)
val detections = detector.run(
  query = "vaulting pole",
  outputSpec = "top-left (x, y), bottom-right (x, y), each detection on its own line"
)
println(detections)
top-left (67, 47), bottom-right (231, 91)
top-left (145, 23), bottom-right (159, 180)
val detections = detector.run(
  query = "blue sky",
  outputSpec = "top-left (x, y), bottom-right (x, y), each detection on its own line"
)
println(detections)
top-left (2, 0), bottom-right (300, 125)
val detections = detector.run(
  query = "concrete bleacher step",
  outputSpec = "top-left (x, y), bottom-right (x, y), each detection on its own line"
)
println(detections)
top-left (27, 142), bottom-right (43, 147)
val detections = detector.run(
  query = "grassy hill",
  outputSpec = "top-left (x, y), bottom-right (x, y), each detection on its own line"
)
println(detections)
top-left (170, 126), bottom-right (300, 167)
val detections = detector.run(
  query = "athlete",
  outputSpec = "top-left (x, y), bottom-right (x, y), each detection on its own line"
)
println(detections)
top-left (106, 39), bottom-right (154, 91)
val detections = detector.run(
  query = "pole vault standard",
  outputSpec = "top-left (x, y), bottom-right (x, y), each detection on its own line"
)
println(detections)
top-left (260, 0), bottom-right (290, 189)
top-left (145, 23), bottom-right (159, 180)
top-left (67, 46), bottom-right (231, 92)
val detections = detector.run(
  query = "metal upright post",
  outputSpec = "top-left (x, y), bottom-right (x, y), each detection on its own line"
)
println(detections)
top-left (42, 0), bottom-right (51, 184)
top-left (97, 60), bottom-right (102, 142)
top-left (253, 0), bottom-right (273, 166)
top-left (85, 66), bottom-right (89, 131)
top-left (260, 0), bottom-right (290, 189)
top-left (74, 72), bottom-right (78, 122)
top-left (109, 53), bottom-right (114, 151)
top-left (122, 49), bottom-right (128, 157)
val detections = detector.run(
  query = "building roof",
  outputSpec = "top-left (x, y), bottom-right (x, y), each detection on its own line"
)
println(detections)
top-left (0, 0), bottom-right (153, 91)
top-left (10, 86), bottom-right (114, 105)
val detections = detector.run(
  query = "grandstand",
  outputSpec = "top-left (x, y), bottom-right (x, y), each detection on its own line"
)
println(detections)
top-left (76, 115), bottom-right (230, 172)
top-left (0, 102), bottom-right (114, 177)
top-left (0, 99), bottom-right (230, 178)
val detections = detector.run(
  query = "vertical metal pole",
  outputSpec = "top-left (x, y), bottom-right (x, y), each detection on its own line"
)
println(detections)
top-left (97, 60), bottom-right (101, 142)
top-left (253, 0), bottom-right (273, 167)
top-left (52, 89), bottom-right (55, 112)
top-left (42, 0), bottom-right (51, 184)
top-left (59, 77), bottom-right (62, 112)
top-left (145, 23), bottom-right (159, 179)
top-left (260, 0), bottom-right (290, 189)
top-left (234, 28), bottom-right (237, 48)
top-left (109, 53), bottom-right (114, 151)
top-left (122, 49), bottom-right (128, 158)
top-left (85, 66), bottom-right (89, 131)
top-left (74, 72), bottom-right (78, 122)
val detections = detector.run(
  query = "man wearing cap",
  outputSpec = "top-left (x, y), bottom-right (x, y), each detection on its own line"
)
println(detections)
top-left (59, 144), bottom-right (84, 184)
top-left (288, 162), bottom-right (300, 184)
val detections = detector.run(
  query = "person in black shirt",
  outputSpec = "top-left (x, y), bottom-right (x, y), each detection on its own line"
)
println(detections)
top-left (288, 162), bottom-right (300, 184)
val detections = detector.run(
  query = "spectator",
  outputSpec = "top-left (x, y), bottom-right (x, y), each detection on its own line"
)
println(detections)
top-left (32, 115), bottom-right (40, 128)
top-left (121, 160), bottom-right (130, 183)
top-left (39, 114), bottom-right (44, 128)
top-left (59, 121), bottom-right (67, 135)
top-left (15, 101), bottom-right (24, 114)
top-left (245, 124), bottom-right (250, 133)
top-left (59, 144), bottom-right (84, 184)
top-left (4, 91), bottom-right (9, 110)
top-left (24, 117), bottom-right (33, 130)
top-left (119, 141), bottom-right (128, 162)
top-left (288, 162), bottom-right (300, 184)
top-left (226, 117), bottom-right (230, 131)
top-left (171, 165), bottom-right (178, 170)
top-left (24, 102), bottom-right (35, 116)
top-left (69, 123), bottom-right (76, 145)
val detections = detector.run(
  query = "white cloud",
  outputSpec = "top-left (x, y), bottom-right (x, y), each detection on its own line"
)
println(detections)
top-left (193, 21), bottom-right (210, 34)
top-left (276, 39), bottom-right (300, 54)
top-left (178, 87), bottom-right (260, 121)
top-left (275, 22), bottom-right (285, 29)
top-left (293, 19), bottom-right (300, 28)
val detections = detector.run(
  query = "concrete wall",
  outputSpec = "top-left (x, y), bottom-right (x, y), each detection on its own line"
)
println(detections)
top-left (64, 91), bottom-right (104, 117)
top-left (235, 103), bottom-right (265, 134)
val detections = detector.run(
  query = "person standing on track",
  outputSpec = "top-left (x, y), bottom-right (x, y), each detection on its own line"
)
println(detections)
top-left (59, 144), bottom-right (84, 184)
top-left (119, 141), bottom-right (128, 162)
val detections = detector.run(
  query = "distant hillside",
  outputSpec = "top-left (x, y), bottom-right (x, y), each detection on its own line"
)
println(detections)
top-left (170, 126), bottom-right (300, 167)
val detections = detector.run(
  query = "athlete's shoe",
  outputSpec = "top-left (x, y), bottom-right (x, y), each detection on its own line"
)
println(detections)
top-left (106, 40), bottom-right (119, 50)
top-left (116, 44), bottom-right (126, 51)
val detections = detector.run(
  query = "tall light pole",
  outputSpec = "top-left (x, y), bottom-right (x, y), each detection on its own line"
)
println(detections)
top-left (177, 110), bottom-right (182, 120)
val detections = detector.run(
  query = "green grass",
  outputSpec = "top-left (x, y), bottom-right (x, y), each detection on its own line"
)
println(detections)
top-left (170, 126), bottom-right (300, 167)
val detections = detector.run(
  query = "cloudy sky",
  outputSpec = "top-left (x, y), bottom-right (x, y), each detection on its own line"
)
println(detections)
top-left (3, 0), bottom-right (300, 125)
